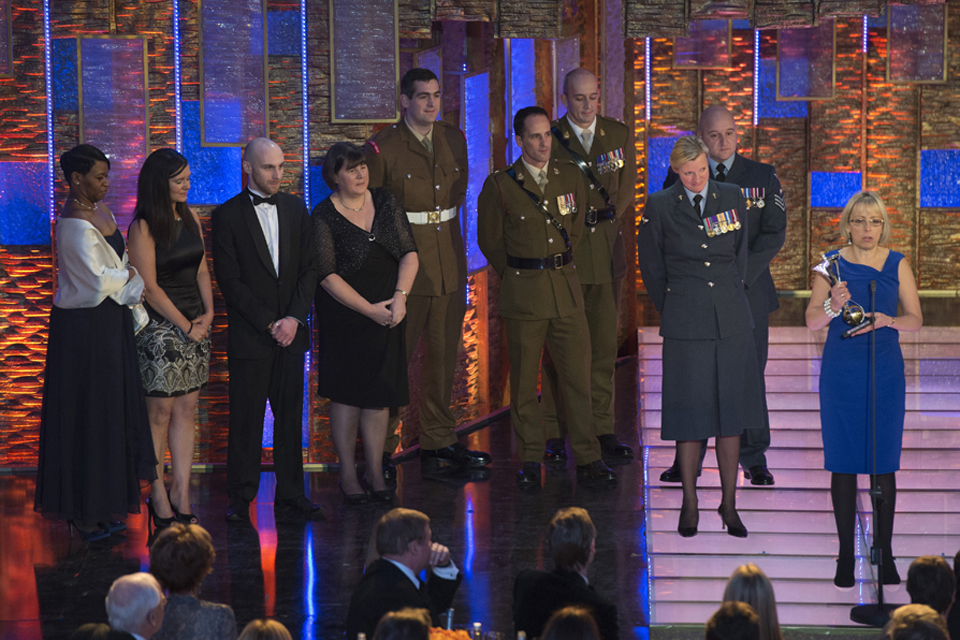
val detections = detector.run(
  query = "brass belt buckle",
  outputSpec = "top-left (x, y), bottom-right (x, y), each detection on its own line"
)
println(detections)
top-left (428, 211), bottom-right (440, 224)
top-left (552, 253), bottom-right (564, 269)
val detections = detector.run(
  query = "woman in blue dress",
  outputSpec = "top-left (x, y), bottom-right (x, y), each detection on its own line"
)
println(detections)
top-left (805, 191), bottom-right (922, 589)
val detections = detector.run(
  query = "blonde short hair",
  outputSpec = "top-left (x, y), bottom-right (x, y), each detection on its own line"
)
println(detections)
top-left (838, 191), bottom-right (891, 244)
top-left (670, 135), bottom-right (708, 172)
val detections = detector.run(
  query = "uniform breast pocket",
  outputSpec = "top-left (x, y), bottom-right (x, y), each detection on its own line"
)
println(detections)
top-left (500, 269), bottom-right (545, 314)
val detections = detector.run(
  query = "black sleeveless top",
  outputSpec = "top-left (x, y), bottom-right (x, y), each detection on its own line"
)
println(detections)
top-left (146, 219), bottom-right (204, 322)
top-left (104, 228), bottom-right (125, 260)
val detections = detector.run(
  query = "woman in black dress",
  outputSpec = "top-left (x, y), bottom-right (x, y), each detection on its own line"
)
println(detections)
top-left (128, 149), bottom-right (213, 528)
top-left (35, 144), bottom-right (157, 541)
top-left (313, 142), bottom-right (418, 504)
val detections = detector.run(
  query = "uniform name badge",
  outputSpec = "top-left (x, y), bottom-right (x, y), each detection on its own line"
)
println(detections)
top-left (704, 208), bottom-right (741, 237)
top-left (742, 187), bottom-right (765, 210)
top-left (596, 148), bottom-right (625, 175)
top-left (557, 193), bottom-right (577, 215)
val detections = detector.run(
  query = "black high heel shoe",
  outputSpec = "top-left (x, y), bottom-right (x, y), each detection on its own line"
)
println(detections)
top-left (339, 480), bottom-right (370, 506)
top-left (677, 503), bottom-right (699, 538)
top-left (362, 473), bottom-right (395, 504)
top-left (834, 554), bottom-right (855, 588)
top-left (99, 520), bottom-right (127, 534)
top-left (146, 497), bottom-right (175, 530)
top-left (717, 505), bottom-right (748, 538)
top-left (68, 520), bottom-right (110, 542)
top-left (168, 491), bottom-right (199, 525)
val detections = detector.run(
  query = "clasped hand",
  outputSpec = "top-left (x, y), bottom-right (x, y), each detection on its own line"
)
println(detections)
top-left (369, 295), bottom-right (406, 329)
top-left (270, 317), bottom-right (298, 347)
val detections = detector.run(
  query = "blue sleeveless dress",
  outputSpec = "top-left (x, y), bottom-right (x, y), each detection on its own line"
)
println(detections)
top-left (818, 249), bottom-right (905, 474)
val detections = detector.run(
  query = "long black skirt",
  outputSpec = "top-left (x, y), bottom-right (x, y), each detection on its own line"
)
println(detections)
top-left (34, 299), bottom-right (157, 523)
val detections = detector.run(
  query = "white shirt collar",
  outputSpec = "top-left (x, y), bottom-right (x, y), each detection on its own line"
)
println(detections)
top-left (521, 158), bottom-right (549, 183)
top-left (708, 154), bottom-right (734, 178)
top-left (383, 558), bottom-right (420, 589)
top-left (129, 633), bottom-right (148, 640)
top-left (247, 186), bottom-right (276, 206)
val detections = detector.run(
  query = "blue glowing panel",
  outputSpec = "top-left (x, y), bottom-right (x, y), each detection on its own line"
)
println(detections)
top-left (869, 8), bottom-right (887, 29)
top-left (308, 165), bottom-right (333, 212)
top-left (182, 101), bottom-right (241, 205)
top-left (731, 19), bottom-right (750, 29)
top-left (201, 0), bottom-right (266, 144)
top-left (647, 136), bottom-right (686, 192)
top-left (758, 58), bottom-right (807, 119)
top-left (462, 71), bottom-right (490, 274)
top-left (330, 0), bottom-right (397, 122)
top-left (778, 20), bottom-right (834, 100)
top-left (79, 37), bottom-right (148, 231)
top-left (0, 163), bottom-right (50, 245)
top-left (888, 4), bottom-right (946, 83)
top-left (509, 39), bottom-right (535, 163)
top-left (920, 150), bottom-right (960, 208)
top-left (810, 172), bottom-right (861, 208)
top-left (554, 37), bottom-right (580, 120)
top-left (414, 46), bottom-right (443, 120)
top-left (267, 11), bottom-right (301, 56)
top-left (52, 38), bottom-right (78, 111)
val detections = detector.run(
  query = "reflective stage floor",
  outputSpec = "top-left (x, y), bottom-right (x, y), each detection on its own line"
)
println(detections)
top-left (1, 327), bottom-right (958, 638)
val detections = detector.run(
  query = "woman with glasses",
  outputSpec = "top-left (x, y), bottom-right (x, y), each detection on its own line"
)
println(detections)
top-left (805, 191), bottom-right (922, 589)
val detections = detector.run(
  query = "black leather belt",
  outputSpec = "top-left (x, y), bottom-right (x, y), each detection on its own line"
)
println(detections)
top-left (506, 251), bottom-right (573, 270)
top-left (585, 205), bottom-right (617, 226)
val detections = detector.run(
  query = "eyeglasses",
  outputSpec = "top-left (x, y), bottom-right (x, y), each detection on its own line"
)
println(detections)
top-left (850, 218), bottom-right (884, 228)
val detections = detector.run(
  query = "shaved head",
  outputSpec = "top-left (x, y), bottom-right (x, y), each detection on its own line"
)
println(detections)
top-left (697, 106), bottom-right (738, 163)
top-left (563, 68), bottom-right (597, 96)
top-left (243, 137), bottom-right (285, 195)
top-left (561, 68), bottom-right (600, 129)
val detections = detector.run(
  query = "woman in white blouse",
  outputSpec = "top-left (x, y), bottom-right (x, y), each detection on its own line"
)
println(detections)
top-left (34, 144), bottom-right (158, 541)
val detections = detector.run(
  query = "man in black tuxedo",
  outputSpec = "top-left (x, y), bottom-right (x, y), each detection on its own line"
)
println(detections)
top-left (346, 508), bottom-right (462, 639)
top-left (513, 507), bottom-right (619, 640)
top-left (659, 105), bottom-right (786, 486)
top-left (211, 137), bottom-right (320, 522)
top-left (104, 573), bottom-right (165, 640)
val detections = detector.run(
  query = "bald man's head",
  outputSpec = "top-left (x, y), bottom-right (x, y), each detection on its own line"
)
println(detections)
top-left (561, 68), bottom-right (599, 129)
top-left (243, 137), bottom-right (285, 196)
top-left (697, 105), bottom-right (738, 163)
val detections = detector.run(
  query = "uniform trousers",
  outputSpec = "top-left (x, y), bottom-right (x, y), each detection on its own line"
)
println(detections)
top-left (226, 348), bottom-right (306, 502)
top-left (541, 281), bottom-right (618, 440)
top-left (739, 297), bottom-right (771, 468)
top-left (505, 311), bottom-right (601, 465)
top-left (385, 289), bottom-right (466, 452)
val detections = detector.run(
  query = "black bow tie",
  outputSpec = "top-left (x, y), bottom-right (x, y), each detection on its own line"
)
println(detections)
top-left (250, 191), bottom-right (278, 207)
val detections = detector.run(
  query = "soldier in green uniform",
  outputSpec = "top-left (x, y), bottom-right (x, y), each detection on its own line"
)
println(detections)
top-left (364, 69), bottom-right (491, 481)
top-left (541, 68), bottom-right (637, 466)
top-left (478, 106), bottom-right (617, 491)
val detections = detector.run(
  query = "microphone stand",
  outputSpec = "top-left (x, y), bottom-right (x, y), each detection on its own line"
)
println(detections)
top-left (850, 280), bottom-right (896, 627)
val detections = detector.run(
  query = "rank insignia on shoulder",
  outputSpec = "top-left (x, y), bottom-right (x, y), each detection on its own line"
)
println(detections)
top-left (553, 167), bottom-right (560, 174)
top-left (367, 141), bottom-right (381, 154)
top-left (558, 193), bottom-right (576, 215)
top-left (641, 217), bottom-right (649, 224)
top-left (774, 192), bottom-right (785, 211)
top-left (517, 172), bottom-right (525, 181)
top-left (599, 129), bottom-right (605, 136)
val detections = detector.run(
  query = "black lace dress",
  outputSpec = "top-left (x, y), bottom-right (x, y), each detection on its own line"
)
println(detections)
top-left (312, 188), bottom-right (417, 408)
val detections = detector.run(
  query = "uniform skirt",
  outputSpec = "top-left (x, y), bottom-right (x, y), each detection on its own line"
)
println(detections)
top-left (660, 331), bottom-right (762, 441)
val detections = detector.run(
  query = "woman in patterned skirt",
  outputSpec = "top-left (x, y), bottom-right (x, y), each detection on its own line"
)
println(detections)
top-left (128, 148), bottom-right (213, 528)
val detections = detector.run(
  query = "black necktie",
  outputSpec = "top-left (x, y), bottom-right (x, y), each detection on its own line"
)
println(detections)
top-left (693, 194), bottom-right (703, 217)
top-left (250, 190), bottom-right (278, 206)
top-left (715, 164), bottom-right (726, 182)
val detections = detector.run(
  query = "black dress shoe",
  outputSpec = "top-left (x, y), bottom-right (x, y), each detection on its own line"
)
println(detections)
top-left (274, 496), bottom-right (324, 521)
top-left (516, 462), bottom-right (541, 490)
top-left (225, 498), bottom-right (250, 523)
top-left (382, 452), bottom-right (397, 486)
top-left (543, 438), bottom-right (568, 466)
top-left (659, 462), bottom-right (703, 483)
top-left (598, 434), bottom-right (634, 464)
top-left (576, 460), bottom-right (618, 489)
top-left (421, 442), bottom-right (492, 477)
top-left (744, 465), bottom-right (775, 486)
top-left (338, 480), bottom-right (369, 506)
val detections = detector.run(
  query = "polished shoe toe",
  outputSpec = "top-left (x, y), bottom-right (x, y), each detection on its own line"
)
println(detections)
top-left (422, 442), bottom-right (492, 477)
top-left (543, 438), bottom-right (568, 466)
top-left (598, 434), bottom-right (634, 464)
top-left (516, 462), bottom-right (541, 491)
top-left (745, 465), bottom-right (775, 486)
top-left (576, 460), bottom-right (617, 489)
top-left (275, 496), bottom-right (324, 521)
top-left (659, 464), bottom-right (681, 483)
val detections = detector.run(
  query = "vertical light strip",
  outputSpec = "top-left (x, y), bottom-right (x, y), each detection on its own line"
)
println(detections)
top-left (301, 0), bottom-right (309, 206)
top-left (43, 0), bottom-right (53, 219)
top-left (862, 15), bottom-right (868, 53)
top-left (173, 0), bottom-right (183, 151)
top-left (644, 37), bottom-right (651, 121)
top-left (753, 29), bottom-right (760, 127)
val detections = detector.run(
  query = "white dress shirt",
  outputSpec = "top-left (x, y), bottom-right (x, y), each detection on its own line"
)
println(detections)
top-left (249, 187), bottom-right (280, 275)
top-left (54, 217), bottom-right (144, 309)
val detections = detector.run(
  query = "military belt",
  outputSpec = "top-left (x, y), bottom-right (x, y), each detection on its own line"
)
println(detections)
top-left (506, 251), bottom-right (573, 271)
top-left (585, 205), bottom-right (617, 227)
top-left (406, 207), bottom-right (458, 225)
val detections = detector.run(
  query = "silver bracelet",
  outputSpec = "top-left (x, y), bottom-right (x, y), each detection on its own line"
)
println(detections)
top-left (823, 297), bottom-right (841, 319)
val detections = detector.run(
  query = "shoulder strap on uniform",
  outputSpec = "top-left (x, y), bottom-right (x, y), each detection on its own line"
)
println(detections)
top-left (551, 125), bottom-right (613, 208)
top-left (505, 167), bottom-right (571, 252)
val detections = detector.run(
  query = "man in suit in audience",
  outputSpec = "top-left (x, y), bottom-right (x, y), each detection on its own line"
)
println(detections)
top-left (104, 573), bottom-right (165, 640)
top-left (660, 105), bottom-right (786, 486)
top-left (365, 68), bottom-right (491, 482)
top-left (907, 555), bottom-right (956, 624)
top-left (477, 106), bottom-right (616, 491)
top-left (542, 68), bottom-right (637, 468)
top-left (212, 137), bottom-right (320, 523)
top-left (345, 508), bottom-right (462, 639)
top-left (514, 507), bottom-right (619, 640)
